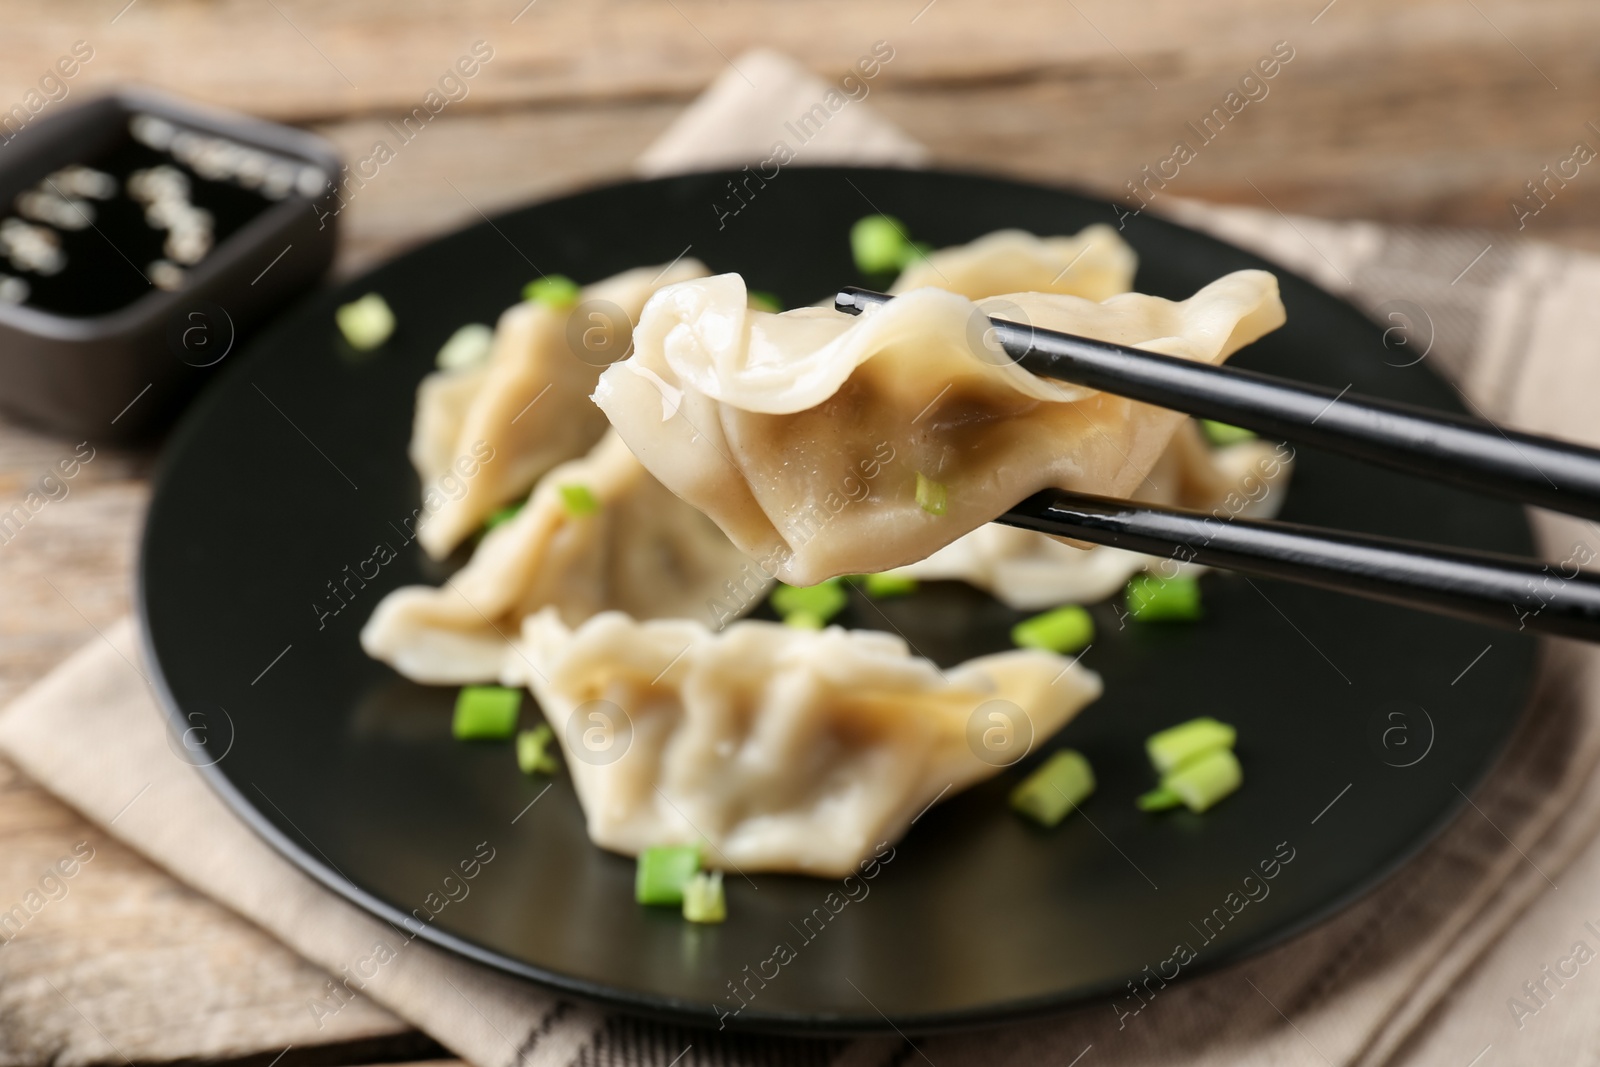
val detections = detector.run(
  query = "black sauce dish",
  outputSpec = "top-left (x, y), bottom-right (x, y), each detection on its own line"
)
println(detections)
top-left (0, 86), bottom-right (342, 441)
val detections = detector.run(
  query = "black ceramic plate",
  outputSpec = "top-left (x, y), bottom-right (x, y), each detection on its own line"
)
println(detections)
top-left (140, 167), bottom-right (1536, 1033)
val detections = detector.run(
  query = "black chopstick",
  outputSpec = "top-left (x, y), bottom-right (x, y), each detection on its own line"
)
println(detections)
top-left (835, 287), bottom-right (1600, 522)
top-left (1001, 489), bottom-right (1600, 641)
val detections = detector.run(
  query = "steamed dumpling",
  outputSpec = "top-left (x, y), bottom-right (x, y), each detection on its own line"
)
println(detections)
top-left (881, 227), bottom-right (1297, 608)
top-left (363, 431), bottom-right (761, 684)
top-left (593, 271), bottom-right (1286, 585)
top-left (412, 259), bottom-right (709, 559)
top-left (892, 420), bottom-right (1296, 608)
top-left (410, 359), bottom-right (491, 486)
top-left (890, 225), bottom-right (1137, 302)
top-left (511, 609), bottom-right (1102, 876)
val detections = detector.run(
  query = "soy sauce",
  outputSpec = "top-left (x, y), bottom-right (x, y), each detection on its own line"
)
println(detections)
top-left (0, 115), bottom-right (325, 318)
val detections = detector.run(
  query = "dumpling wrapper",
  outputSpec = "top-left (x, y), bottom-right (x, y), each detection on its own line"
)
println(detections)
top-left (890, 225), bottom-right (1137, 302)
top-left (410, 360), bottom-right (491, 486)
top-left (593, 270), bottom-right (1286, 585)
top-left (363, 431), bottom-right (761, 685)
top-left (882, 226), bottom-right (1297, 607)
top-left (892, 420), bottom-right (1296, 609)
top-left (411, 259), bottom-right (709, 559)
top-left (510, 609), bottom-right (1102, 876)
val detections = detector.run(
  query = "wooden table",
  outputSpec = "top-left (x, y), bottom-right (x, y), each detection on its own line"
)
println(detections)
top-left (3, 1), bottom-right (1598, 1061)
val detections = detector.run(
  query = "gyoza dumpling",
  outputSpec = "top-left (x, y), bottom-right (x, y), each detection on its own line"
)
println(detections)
top-left (879, 227), bottom-right (1295, 607)
top-left (890, 225), bottom-right (1137, 302)
top-left (891, 420), bottom-right (1296, 608)
top-left (510, 609), bottom-right (1102, 876)
top-left (410, 359), bottom-right (490, 486)
top-left (593, 271), bottom-right (1285, 585)
top-left (363, 431), bottom-right (762, 685)
top-left (412, 259), bottom-right (709, 559)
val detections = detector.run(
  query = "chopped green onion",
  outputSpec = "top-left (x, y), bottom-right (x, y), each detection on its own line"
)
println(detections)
top-left (436, 323), bottom-right (494, 369)
top-left (771, 579), bottom-right (847, 624)
top-left (559, 483), bottom-right (600, 517)
top-left (1010, 750), bottom-right (1096, 827)
top-left (1136, 785), bottom-right (1184, 812)
top-left (485, 502), bottom-right (524, 530)
top-left (635, 845), bottom-right (701, 905)
top-left (1126, 573), bottom-right (1203, 621)
top-left (862, 572), bottom-right (918, 599)
top-left (783, 611), bottom-right (826, 630)
top-left (682, 870), bottom-right (726, 923)
top-left (896, 239), bottom-right (934, 270)
top-left (1146, 716), bottom-right (1236, 775)
top-left (516, 723), bottom-right (559, 775)
top-left (851, 214), bottom-right (909, 274)
top-left (915, 472), bottom-right (948, 516)
top-left (747, 290), bottom-right (783, 313)
top-left (1139, 718), bottom-right (1242, 814)
top-left (1201, 419), bottom-right (1258, 447)
top-left (523, 274), bottom-right (581, 309)
top-left (1010, 605), bottom-right (1094, 655)
top-left (452, 686), bottom-right (521, 740)
top-left (335, 293), bottom-right (395, 350)
top-left (1161, 747), bottom-right (1242, 812)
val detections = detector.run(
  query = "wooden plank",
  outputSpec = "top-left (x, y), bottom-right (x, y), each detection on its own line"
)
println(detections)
top-left (310, 104), bottom-right (680, 275)
top-left (4, 0), bottom-right (1594, 121)
top-left (878, 45), bottom-right (1600, 240)
top-left (0, 436), bottom-right (149, 713)
top-left (309, 89), bottom-right (1600, 287)
top-left (7, 0), bottom-right (1595, 238)
top-left (0, 757), bottom-right (421, 1066)
top-left (0, 421), bottom-right (428, 1066)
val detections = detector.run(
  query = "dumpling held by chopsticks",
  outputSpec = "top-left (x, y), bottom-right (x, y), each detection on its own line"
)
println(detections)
top-left (592, 271), bottom-right (1286, 586)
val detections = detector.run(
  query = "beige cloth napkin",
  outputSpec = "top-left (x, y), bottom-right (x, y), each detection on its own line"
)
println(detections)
top-left (6, 48), bottom-right (1600, 1067)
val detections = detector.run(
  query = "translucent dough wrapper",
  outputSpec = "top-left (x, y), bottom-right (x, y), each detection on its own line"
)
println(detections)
top-left (594, 270), bottom-right (1286, 585)
top-left (509, 609), bottom-right (1103, 876)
